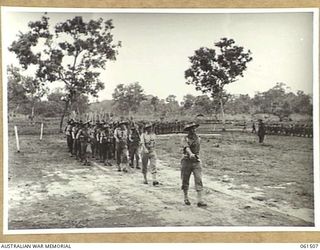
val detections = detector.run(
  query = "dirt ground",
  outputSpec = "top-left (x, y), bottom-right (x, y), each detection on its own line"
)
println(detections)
top-left (7, 132), bottom-right (314, 230)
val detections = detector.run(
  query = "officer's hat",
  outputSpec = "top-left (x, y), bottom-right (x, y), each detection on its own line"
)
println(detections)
top-left (183, 122), bottom-right (199, 131)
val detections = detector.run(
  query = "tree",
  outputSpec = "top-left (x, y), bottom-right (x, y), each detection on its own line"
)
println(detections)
top-left (253, 82), bottom-right (288, 114)
top-left (193, 95), bottom-right (214, 115)
top-left (150, 96), bottom-right (160, 112)
top-left (23, 75), bottom-right (47, 120)
top-left (44, 89), bottom-right (89, 117)
top-left (225, 94), bottom-right (252, 114)
top-left (7, 65), bottom-right (28, 113)
top-left (9, 15), bottom-right (121, 131)
top-left (182, 94), bottom-right (195, 110)
top-left (7, 65), bottom-right (47, 119)
top-left (185, 38), bottom-right (252, 130)
top-left (165, 94), bottom-right (180, 114)
top-left (112, 82), bottom-right (146, 115)
top-left (292, 90), bottom-right (312, 115)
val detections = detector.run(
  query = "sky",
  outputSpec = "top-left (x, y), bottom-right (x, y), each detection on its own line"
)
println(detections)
top-left (2, 8), bottom-right (315, 103)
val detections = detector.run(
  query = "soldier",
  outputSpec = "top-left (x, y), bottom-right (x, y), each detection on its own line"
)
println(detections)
top-left (251, 121), bottom-right (256, 134)
top-left (141, 123), bottom-right (159, 186)
top-left (65, 119), bottom-right (74, 155)
top-left (114, 121), bottom-right (129, 172)
top-left (181, 122), bottom-right (207, 207)
top-left (95, 122), bottom-right (102, 160)
top-left (99, 123), bottom-right (109, 165)
top-left (129, 124), bottom-right (141, 169)
top-left (88, 123), bottom-right (96, 159)
top-left (106, 123), bottom-right (114, 166)
top-left (257, 119), bottom-right (266, 143)
top-left (76, 122), bottom-right (90, 165)
top-left (72, 121), bottom-right (81, 159)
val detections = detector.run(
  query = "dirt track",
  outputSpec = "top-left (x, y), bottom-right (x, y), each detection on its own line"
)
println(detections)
top-left (7, 133), bottom-right (314, 230)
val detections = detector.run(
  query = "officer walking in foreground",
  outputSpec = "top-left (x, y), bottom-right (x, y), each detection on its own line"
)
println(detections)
top-left (181, 122), bottom-right (207, 207)
top-left (141, 123), bottom-right (159, 186)
top-left (257, 119), bottom-right (266, 143)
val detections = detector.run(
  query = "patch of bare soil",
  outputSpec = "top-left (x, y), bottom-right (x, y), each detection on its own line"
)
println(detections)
top-left (7, 133), bottom-right (314, 230)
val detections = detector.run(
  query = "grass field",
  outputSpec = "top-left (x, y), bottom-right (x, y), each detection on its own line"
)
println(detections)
top-left (6, 131), bottom-right (314, 230)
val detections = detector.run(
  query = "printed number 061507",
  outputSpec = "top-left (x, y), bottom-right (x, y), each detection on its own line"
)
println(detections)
top-left (300, 244), bottom-right (319, 248)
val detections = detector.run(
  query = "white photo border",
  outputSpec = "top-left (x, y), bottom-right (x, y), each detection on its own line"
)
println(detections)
top-left (1, 6), bottom-right (319, 235)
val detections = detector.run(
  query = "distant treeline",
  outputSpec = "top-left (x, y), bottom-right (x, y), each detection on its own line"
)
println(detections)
top-left (89, 82), bottom-right (312, 121)
top-left (9, 81), bottom-right (312, 122)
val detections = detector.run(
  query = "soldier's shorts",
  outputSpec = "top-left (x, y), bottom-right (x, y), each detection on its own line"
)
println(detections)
top-left (116, 144), bottom-right (129, 165)
top-left (67, 135), bottom-right (73, 152)
top-left (142, 150), bottom-right (157, 174)
top-left (129, 145), bottom-right (140, 160)
top-left (80, 142), bottom-right (88, 161)
top-left (180, 158), bottom-right (203, 192)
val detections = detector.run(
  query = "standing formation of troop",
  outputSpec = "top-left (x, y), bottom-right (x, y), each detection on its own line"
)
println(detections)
top-left (251, 120), bottom-right (313, 141)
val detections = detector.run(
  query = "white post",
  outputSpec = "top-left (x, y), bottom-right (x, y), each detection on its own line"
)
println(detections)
top-left (14, 126), bottom-right (20, 152)
top-left (40, 123), bottom-right (44, 140)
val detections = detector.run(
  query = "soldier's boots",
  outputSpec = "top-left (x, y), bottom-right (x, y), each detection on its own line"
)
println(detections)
top-left (197, 202), bottom-right (207, 207)
top-left (197, 191), bottom-right (207, 207)
top-left (184, 191), bottom-right (191, 205)
top-left (153, 181), bottom-right (160, 186)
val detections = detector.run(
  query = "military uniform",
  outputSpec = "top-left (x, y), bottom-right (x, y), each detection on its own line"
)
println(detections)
top-left (76, 123), bottom-right (90, 165)
top-left (72, 122), bottom-right (80, 159)
top-left (65, 120), bottom-right (74, 154)
top-left (88, 125), bottom-right (96, 159)
top-left (129, 126), bottom-right (141, 169)
top-left (95, 123), bottom-right (102, 160)
top-left (100, 125), bottom-right (113, 166)
top-left (257, 120), bottom-right (266, 143)
top-left (181, 122), bottom-right (206, 207)
top-left (114, 122), bottom-right (129, 172)
top-left (141, 123), bottom-right (159, 186)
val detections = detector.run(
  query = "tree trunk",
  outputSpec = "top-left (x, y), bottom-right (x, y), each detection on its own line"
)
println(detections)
top-left (220, 96), bottom-right (226, 131)
top-left (60, 100), bottom-right (69, 133)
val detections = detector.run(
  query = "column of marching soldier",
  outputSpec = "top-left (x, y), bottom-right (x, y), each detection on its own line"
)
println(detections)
top-left (64, 118), bottom-right (209, 207)
top-left (64, 119), bottom-right (187, 186)
top-left (63, 118), bottom-right (313, 206)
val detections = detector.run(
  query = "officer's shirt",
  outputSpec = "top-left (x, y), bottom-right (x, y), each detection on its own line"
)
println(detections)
top-left (181, 133), bottom-right (201, 156)
top-left (141, 132), bottom-right (156, 152)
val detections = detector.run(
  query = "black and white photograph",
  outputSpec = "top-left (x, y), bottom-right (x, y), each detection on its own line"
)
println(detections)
top-left (2, 7), bottom-right (319, 233)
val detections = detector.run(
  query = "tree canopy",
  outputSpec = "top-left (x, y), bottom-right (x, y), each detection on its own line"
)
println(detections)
top-left (112, 82), bottom-right (147, 115)
top-left (185, 38), bottom-right (252, 127)
top-left (9, 15), bottom-right (121, 129)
